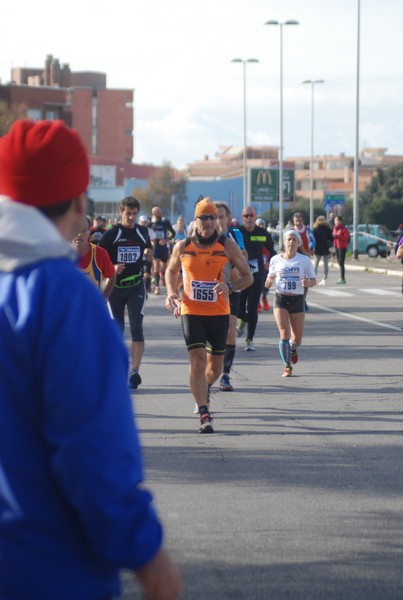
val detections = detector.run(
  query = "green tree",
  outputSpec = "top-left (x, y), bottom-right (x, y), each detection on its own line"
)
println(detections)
top-left (130, 162), bottom-right (186, 218)
top-left (0, 102), bottom-right (27, 137)
top-left (360, 165), bottom-right (403, 229)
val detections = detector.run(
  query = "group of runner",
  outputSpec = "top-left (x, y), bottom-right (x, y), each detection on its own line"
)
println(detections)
top-left (75, 196), bottom-right (322, 434)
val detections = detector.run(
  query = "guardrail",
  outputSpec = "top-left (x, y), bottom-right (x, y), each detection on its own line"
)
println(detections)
top-left (357, 231), bottom-right (394, 247)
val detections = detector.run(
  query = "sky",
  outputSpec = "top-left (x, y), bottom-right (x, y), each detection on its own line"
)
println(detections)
top-left (1, 0), bottom-right (403, 169)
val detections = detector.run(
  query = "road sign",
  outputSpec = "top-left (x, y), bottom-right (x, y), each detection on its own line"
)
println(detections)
top-left (323, 192), bottom-right (345, 213)
top-left (250, 168), bottom-right (294, 202)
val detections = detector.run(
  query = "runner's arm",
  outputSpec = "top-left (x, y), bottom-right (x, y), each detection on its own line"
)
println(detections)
top-left (164, 240), bottom-right (184, 315)
top-left (224, 238), bottom-right (253, 292)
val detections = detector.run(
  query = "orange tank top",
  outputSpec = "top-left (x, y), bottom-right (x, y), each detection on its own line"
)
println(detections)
top-left (180, 235), bottom-right (231, 316)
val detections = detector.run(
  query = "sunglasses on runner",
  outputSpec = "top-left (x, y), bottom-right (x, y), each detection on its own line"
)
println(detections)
top-left (197, 214), bottom-right (217, 221)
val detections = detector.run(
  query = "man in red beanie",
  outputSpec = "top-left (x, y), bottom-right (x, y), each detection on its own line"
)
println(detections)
top-left (0, 120), bottom-right (181, 600)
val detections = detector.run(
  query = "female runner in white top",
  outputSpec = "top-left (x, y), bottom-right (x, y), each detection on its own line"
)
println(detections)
top-left (265, 229), bottom-right (317, 377)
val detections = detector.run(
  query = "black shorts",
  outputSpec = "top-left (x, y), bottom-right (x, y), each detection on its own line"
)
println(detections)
top-left (274, 293), bottom-right (305, 314)
top-left (229, 290), bottom-right (240, 317)
top-left (153, 244), bottom-right (169, 262)
top-left (181, 314), bottom-right (229, 354)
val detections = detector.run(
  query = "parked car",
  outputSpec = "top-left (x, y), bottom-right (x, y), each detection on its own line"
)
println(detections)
top-left (347, 224), bottom-right (392, 257)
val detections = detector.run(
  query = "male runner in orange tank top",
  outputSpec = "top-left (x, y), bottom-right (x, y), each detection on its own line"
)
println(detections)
top-left (165, 198), bottom-right (252, 434)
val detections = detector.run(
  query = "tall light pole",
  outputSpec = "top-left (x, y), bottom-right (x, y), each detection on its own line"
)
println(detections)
top-left (231, 58), bottom-right (259, 208)
top-left (353, 0), bottom-right (361, 259)
top-left (301, 79), bottom-right (324, 227)
top-left (265, 19), bottom-right (299, 248)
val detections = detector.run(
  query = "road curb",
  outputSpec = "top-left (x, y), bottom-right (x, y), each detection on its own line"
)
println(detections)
top-left (331, 260), bottom-right (402, 278)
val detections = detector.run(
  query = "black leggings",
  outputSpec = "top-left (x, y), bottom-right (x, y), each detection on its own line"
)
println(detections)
top-left (336, 248), bottom-right (347, 279)
top-left (109, 280), bottom-right (146, 341)
top-left (238, 273), bottom-right (263, 341)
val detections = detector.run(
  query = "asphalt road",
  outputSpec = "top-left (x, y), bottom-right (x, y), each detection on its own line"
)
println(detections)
top-left (120, 261), bottom-right (402, 600)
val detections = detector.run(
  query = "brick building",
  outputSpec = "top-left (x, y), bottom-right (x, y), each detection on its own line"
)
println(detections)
top-left (0, 55), bottom-right (161, 216)
top-left (0, 54), bottom-right (134, 163)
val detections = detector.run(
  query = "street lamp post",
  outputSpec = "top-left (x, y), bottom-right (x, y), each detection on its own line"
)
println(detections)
top-left (265, 19), bottom-right (299, 247)
top-left (353, 0), bottom-right (361, 259)
top-left (301, 79), bottom-right (324, 227)
top-left (231, 58), bottom-right (259, 208)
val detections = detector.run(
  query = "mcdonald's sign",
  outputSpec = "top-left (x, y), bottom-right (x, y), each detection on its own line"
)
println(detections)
top-left (250, 168), bottom-right (294, 203)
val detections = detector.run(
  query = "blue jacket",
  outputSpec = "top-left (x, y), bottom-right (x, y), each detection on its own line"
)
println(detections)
top-left (0, 198), bottom-right (162, 599)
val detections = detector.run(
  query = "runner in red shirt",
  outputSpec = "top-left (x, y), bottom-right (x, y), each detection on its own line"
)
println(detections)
top-left (73, 216), bottom-right (116, 302)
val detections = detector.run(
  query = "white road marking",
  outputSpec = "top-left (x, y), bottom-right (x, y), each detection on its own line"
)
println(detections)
top-left (308, 302), bottom-right (402, 332)
top-left (311, 289), bottom-right (353, 297)
top-left (359, 288), bottom-right (400, 296)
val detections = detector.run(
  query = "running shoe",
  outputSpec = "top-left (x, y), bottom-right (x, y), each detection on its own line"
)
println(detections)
top-left (219, 374), bottom-right (234, 391)
top-left (244, 339), bottom-right (255, 351)
top-left (154, 286), bottom-right (160, 295)
top-left (236, 319), bottom-right (246, 337)
top-left (336, 277), bottom-right (346, 284)
top-left (262, 297), bottom-right (270, 311)
top-left (318, 279), bottom-right (326, 286)
top-left (199, 413), bottom-right (214, 434)
top-left (128, 369), bottom-right (142, 390)
top-left (290, 349), bottom-right (298, 365)
top-left (282, 365), bottom-right (293, 378)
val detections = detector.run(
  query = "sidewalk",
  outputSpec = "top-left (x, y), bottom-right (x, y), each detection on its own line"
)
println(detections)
top-left (333, 254), bottom-right (402, 277)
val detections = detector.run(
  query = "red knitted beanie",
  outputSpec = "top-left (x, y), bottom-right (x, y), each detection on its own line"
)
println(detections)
top-left (0, 119), bottom-right (89, 207)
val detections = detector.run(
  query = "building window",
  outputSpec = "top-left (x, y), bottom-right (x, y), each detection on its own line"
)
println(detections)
top-left (92, 97), bottom-right (97, 127)
top-left (26, 108), bottom-right (41, 120)
top-left (92, 131), bottom-right (97, 155)
top-left (92, 97), bottom-right (98, 154)
top-left (45, 110), bottom-right (59, 120)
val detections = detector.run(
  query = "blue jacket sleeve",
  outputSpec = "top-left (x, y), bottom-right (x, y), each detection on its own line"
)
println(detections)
top-left (35, 262), bottom-right (163, 568)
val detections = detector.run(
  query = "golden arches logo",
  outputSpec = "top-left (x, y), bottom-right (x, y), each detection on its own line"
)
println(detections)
top-left (256, 170), bottom-right (272, 186)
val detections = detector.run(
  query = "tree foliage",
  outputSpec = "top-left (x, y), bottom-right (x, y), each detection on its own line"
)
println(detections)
top-left (130, 162), bottom-right (187, 218)
top-left (360, 165), bottom-right (403, 229)
top-left (0, 102), bottom-right (27, 137)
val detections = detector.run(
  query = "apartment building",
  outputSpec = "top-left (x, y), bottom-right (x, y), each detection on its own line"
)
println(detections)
top-left (0, 55), bottom-right (161, 214)
top-left (0, 54), bottom-right (134, 164)
top-left (184, 145), bottom-right (403, 202)
top-left (184, 144), bottom-right (281, 179)
top-left (288, 149), bottom-right (403, 201)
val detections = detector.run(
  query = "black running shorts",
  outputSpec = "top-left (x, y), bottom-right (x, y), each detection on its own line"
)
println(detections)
top-left (181, 314), bottom-right (229, 354)
top-left (229, 290), bottom-right (241, 317)
top-left (274, 293), bottom-right (305, 314)
top-left (153, 244), bottom-right (169, 261)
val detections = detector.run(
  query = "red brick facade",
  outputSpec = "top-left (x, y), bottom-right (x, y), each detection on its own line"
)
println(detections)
top-left (0, 55), bottom-right (134, 163)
